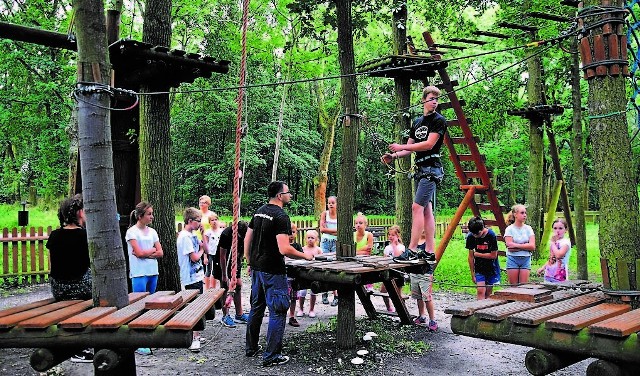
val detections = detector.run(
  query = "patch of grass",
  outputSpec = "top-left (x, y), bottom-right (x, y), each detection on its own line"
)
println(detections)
top-left (0, 203), bottom-right (59, 229)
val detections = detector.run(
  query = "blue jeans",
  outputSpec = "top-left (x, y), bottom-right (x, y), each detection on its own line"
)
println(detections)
top-left (131, 275), bottom-right (158, 293)
top-left (245, 270), bottom-right (289, 362)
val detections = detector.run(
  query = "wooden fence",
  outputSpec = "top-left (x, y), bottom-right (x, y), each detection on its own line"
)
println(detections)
top-left (0, 227), bottom-right (52, 284)
top-left (3, 210), bottom-right (597, 284)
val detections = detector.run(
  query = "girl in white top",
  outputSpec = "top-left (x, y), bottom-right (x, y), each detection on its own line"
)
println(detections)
top-left (319, 196), bottom-right (338, 305)
top-left (537, 218), bottom-right (572, 282)
top-left (504, 204), bottom-right (536, 285)
top-left (297, 230), bottom-right (323, 318)
top-left (203, 212), bottom-right (223, 289)
top-left (126, 201), bottom-right (163, 294)
top-left (380, 225), bottom-right (405, 312)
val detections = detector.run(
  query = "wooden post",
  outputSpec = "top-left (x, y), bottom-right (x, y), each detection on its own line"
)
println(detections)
top-left (435, 187), bottom-right (475, 263)
top-left (30, 348), bottom-right (78, 372)
top-left (586, 359), bottom-right (635, 376)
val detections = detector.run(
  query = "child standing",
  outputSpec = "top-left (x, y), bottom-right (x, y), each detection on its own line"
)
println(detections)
top-left (465, 217), bottom-right (499, 300)
top-left (177, 208), bottom-right (207, 352)
top-left (203, 212), bottom-right (223, 290)
top-left (381, 225), bottom-right (405, 312)
top-left (217, 221), bottom-right (249, 328)
top-left (287, 223), bottom-right (305, 327)
top-left (354, 213), bottom-right (374, 291)
top-left (537, 218), bottom-right (572, 282)
top-left (411, 231), bottom-right (437, 331)
top-left (319, 196), bottom-right (338, 306)
top-left (126, 201), bottom-right (164, 356)
top-left (297, 230), bottom-right (323, 318)
top-left (504, 204), bottom-right (536, 285)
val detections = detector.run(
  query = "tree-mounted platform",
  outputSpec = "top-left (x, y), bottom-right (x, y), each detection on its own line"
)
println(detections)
top-left (0, 289), bottom-right (224, 372)
top-left (109, 39), bottom-right (230, 89)
top-left (507, 104), bottom-right (565, 119)
top-left (356, 55), bottom-right (447, 80)
top-left (286, 255), bottom-right (430, 325)
top-left (446, 282), bottom-right (640, 374)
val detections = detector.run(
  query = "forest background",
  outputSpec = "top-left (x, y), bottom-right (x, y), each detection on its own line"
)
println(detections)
top-left (1, 0), bottom-right (639, 219)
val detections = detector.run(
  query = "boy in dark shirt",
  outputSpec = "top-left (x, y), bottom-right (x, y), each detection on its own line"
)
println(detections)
top-left (216, 221), bottom-right (249, 328)
top-left (465, 217), bottom-right (500, 300)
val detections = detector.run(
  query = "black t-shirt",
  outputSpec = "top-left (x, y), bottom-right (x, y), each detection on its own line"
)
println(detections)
top-left (248, 203), bottom-right (291, 275)
top-left (291, 242), bottom-right (303, 253)
top-left (46, 228), bottom-right (91, 281)
top-left (465, 228), bottom-right (498, 276)
top-left (410, 112), bottom-right (447, 167)
top-left (216, 226), bottom-right (245, 278)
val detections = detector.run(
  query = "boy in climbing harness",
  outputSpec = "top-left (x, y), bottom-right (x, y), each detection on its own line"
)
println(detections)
top-left (381, 85), bottom-right (447, 264)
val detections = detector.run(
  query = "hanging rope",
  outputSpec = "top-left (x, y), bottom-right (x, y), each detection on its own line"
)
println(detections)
top-left (229, 0), bottom-right (251, 295)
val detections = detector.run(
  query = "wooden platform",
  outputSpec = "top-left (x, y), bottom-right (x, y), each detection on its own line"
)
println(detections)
top-left (286, 255), bottom-right (430, 325)
top-left (0, 288), bottom-right (224, 349)
top-left (356, 55), bottom-right (448, 80)
top-left (448, 282), bottom-right (640, 366)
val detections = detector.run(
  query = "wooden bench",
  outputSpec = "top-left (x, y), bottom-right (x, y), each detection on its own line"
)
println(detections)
top-left (545, 303), bottom-right (631, 332)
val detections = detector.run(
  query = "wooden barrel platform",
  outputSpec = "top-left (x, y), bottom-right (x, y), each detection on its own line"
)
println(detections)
top-left (445, 282), bottom-right (640, 366)
top-left (286, 254), bottom-right (430, 325)
top-left (0, 288), bottom-right (224, 349)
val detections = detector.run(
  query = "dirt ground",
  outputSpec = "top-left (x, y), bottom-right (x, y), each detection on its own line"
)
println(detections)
top-left (0, 282), bottom-right (592, 376)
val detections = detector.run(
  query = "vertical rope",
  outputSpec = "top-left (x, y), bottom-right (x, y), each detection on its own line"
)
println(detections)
top-left (229, 0), bottom-right (251, 292)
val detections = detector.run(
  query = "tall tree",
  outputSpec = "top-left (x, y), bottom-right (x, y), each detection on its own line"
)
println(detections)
top-left (72, 0), bottom-right (129, 306)
top-left (335, 0), bottom-right (359, 349)
top-left (313, 81), bottom-right (337, 218)
top-left (582, 0), bottom-right (640, 290)
top-left (140, 0), bottom-right (180, 291)
top-left (570, 36), bottom-right (588, 279)
top-left (391, 1), bottom-right (412, 243)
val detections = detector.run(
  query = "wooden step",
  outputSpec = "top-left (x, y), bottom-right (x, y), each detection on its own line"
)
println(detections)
top-left (458, 154), bottom-right (486, 163)
top-left (508, 291), bottom-right (606, 326)
top-left (450, 136), bottom-right (479, 144)
top-left (165, 288), bottom-right (225, 330)
top-left (19, 300), bottom-right (94, 329)
top-left (375, 309), bottom-right (398, 317)
top-left (58, 307), bottom-right (118, 329)
top-left (589, 307), bottom-right (640, 337)
top-left (475, 290), bottom-right (587, 321)
top-left (91, 291), bottom-right (174, 329)
top-left (436, 80), bottom-right (458, 89)
top-left (439, 100), bottom-right (466, 111)
top-left (447, 118), bottom-right (472, 127)
top-left (492, 287), bottom-right (553, 302)
top-left (481, 219), bottom-right (501, 227)
top-left (145, 295), bottom-right (184, 310)
top-left (128, 290), bottom-right (199, 330)
top-left (464, 171), bottom-right (493, 179)
top-left (0, 298), bottom-right (56, 319)
top-left (546, 303), bottom-right (631, 332)
top-left (445, 298), bottom-right (507, 317)
top-left (0, 300), bottom-right (84, 329)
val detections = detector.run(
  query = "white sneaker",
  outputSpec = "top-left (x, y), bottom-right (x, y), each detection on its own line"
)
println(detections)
top-left (189, 339), bottom-right (201, 352)
top-left (296, 310), bottom-right (304, 317)
top-left (308, 311), bottom-right (316, 318)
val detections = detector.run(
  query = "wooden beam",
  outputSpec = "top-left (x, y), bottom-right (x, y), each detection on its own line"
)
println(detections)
top-left (432, 43), bottom-right (466, 51)
top-left (450, 38), bottom-right (488, 46)
top-left (473, 30), bottom-right (510, 39)
top-left (0, 21), bottom-right (77, 50)
top-left (498, 22), bottom-right (539, 33)
top-left (560, 0), bottom-right (580, 7)
top-left (526, 11), bottom-right (571, 23)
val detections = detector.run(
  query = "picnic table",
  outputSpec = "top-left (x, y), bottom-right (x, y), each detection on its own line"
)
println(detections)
top-left (445, 281), bottom-right (640, 375)
top-left (286, 254), bottom-right (429, 325)
top-left (0, 288), bottom-right (224, 373)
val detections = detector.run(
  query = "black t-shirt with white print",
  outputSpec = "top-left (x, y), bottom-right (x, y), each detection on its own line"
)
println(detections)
top-left (409, 112), bottom-right (447, 167)
top-left (248, 203), bottom-right (291, 275)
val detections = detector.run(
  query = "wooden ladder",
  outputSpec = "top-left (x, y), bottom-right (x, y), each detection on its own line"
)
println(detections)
top-left (422, 31), bottom-right (507, 261)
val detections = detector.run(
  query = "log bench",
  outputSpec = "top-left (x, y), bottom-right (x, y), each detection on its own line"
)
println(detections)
top-left (0, 288), bottom-right (224, 373)
top-left (446, 282), bottom-right (640, 375)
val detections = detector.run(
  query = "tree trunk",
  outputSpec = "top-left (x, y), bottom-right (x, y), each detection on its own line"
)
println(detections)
top-left (570, 38), bottom-right (588, 280)
top-left (583, 0), bottom-right (640, 290)
top-left (313, 82), bottom-right (336, 219)
top-left (66, 107), bottom-right (79, 196)
top-left (140, 0), bottom-right (180, 292)
top-left (525, 44), bottom-right (545, 259)
top-left (72, 0), bottom-right (129, 308)
top-left (272, 81), bottom-right (288, 181)
top-left (335, 0), bottom-right (358, 349)
top-left (392, 3), bottom-right (412, 240)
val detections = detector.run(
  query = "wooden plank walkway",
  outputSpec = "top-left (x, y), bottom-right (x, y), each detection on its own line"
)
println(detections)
top-left (128, 290), bottom-right (198, 329)
top-left (475, 290), bottom-right (586, 321)
top-left (508, 292), bottom-right (606, 326)
top-left (546, 303), bottom-right (631, 331)
top-left (588, 308), bottom-right (640, 337)
top-left (165, 288), bottom-right (224, 330)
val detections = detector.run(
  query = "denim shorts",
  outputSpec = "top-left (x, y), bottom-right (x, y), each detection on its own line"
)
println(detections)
top-left (414, 166), bottom-right (444, 209)
top-left (475, 272), bottom-right (500, 285)
top-left (506, 254), bottom-right (531, 270)
top-left (320, 238), bottom-right (337, 253)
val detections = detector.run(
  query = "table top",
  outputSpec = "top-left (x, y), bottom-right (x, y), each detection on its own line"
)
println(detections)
top-left (286, 254), bottom-right (429, 274)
